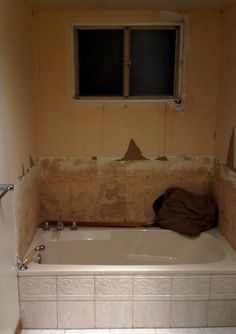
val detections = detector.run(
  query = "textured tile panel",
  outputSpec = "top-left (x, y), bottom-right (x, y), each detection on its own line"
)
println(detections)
top-left (172, 276), bottom-right (210, 300)
top-left (210, 275), bottom-right (236, 300)
top-left (19, 277), bottom-right (57, 301)
top-left (57, 277), bottom-right (94, 300)
top-left (134, 276), bottom-right (171, 300)
top-left (95, 276), bottom-right (132, 300)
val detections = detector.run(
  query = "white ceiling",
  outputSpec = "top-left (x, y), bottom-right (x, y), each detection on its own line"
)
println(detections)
top-left (26, 0), bottom-right (236, 12)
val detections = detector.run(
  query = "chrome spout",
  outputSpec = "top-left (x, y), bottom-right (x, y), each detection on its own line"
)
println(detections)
top-left (18, 245), bottom-right (45, 271)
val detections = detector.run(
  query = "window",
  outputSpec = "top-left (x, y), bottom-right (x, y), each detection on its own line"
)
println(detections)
top-left (74, 26), bottom-right (181, 99)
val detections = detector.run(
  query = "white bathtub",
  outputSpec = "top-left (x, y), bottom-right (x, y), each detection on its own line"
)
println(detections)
top-left (18, 227), bottom-right (236, 276)
top-left (18, 227), bottom-right (236, 329)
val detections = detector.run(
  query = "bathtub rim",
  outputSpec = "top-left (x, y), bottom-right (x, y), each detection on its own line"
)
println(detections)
top-left (18, 227), bottom-right (236, 277)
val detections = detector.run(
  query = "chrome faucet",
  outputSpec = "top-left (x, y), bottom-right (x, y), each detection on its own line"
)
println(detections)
top-left (41, 220), bottom-right (50, 231)
top-left (57, 218), bottom-right (64, 231)
top-left (17, 245), bottom-right (45, 271)
top-left (71, 221), bottom-right (78, 230)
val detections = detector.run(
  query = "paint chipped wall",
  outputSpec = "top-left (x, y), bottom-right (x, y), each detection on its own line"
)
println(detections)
top-left (35, 10), bottom-right (220, 157)
top-left (213, 4), bottom-right (236, 251)
top-left (40, 156), bottom-right (214, 224)
top-left (14, 163), bottom-right (40, 257)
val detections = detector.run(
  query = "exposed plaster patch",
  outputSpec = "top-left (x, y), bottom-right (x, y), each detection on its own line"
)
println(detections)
top-left (118, 138), bottom-right (149, 161)
top-left (226, 127), bottom-right (235, 172)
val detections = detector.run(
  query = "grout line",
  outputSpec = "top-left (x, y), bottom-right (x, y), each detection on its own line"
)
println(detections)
top-left (94, 275), bottom-right (96, 328)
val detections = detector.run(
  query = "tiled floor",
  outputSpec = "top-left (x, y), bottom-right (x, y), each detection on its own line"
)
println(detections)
top-left (22, 328), bottom-right (236, 334)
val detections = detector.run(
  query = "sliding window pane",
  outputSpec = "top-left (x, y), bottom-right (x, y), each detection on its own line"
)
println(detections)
top-left (129, 29), bottom-right (177, 97)
top-left (77, 29), bottom-right (124, 97)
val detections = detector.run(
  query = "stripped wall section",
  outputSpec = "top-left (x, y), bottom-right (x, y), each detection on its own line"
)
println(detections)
top-left (214, 162), bottom-right (236, 251)
top-left (14, 163), bottom-right (40, 258)
top-left (40, 156), bottom-right (213, 225)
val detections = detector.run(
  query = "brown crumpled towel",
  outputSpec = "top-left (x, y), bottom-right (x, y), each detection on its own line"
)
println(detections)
top-left (153, 187), bottom-right (218, 237)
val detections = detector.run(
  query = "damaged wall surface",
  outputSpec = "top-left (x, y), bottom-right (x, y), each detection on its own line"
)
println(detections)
top-left (40, 156), bottom-right (213, 224)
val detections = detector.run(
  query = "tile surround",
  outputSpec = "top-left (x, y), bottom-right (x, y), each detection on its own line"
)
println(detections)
top-left (133, 301), bottom-right (170, 328)
top-left (171, 301), bottom-right (208, 327)
top-left (19, 274), bottom-right (236, 329)
top-left (58, 301), bottom-right (95, 329)
top-left (95, 301), bottom-right (132, 328)
top-left (20, 301), bottom-right (57, 329)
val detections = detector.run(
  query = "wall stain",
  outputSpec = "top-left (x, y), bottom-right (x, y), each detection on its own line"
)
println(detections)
top-left (118, 138), bottom-right (148, 161)
top-left (226, 127), bottom-right (236, 171)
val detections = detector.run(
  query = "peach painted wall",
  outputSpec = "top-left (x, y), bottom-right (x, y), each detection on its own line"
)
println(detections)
top-left (0, 0), bottom-right (40, 255)
top-left (0, 0), bottom-right (39, 182)
top-left (214, 4), bottom-right (236, 251)
top-left (215, 4), bottom-right (236, 163)
top-left (35, 10), bottom-right (221, 158)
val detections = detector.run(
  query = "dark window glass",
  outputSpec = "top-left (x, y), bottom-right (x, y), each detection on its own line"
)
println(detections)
top-left (129, 29), bottom-right (176, 96)
top-left (76, 29), bottom-right (124, 96)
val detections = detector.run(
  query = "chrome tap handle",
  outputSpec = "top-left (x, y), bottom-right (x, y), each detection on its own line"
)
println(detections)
top-left (41, 221), bottom-right (50, 231)
top-left (57, 218), bottom-right (64, 231)
top-left (71, 221), bottom-right (78, 230)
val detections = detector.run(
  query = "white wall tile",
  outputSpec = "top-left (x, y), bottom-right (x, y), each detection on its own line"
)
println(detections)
top-left (172, 276), bottom-right (210, 300)
top-left (210, 275), bottom-right (236, 300)
top-left (95, 276), bottom-right (132, 300)
top-left (208, 301), bottom-right (236, 326)
top-left (134, 276), bottom-right (171, 300)
top-left (133, 301), bottom-right (170, 328)
top-left (95, 301), bottom-right (132, 328)
top-left (57, 277), bottom-right (94, 300)
top-left (20, 301), bottom-right (57, 329)
top-left (58, 301), bottom-right (95, 329)
top-left (171, 301), bottom-right (208, 327)
top-left (19, 277), bottom-right (57, 301)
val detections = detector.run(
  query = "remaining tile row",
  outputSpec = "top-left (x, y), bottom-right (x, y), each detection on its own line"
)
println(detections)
top-left (20, 299), bottom-right (236, 329)
top-left (18, 275), bottom-right (236, 302)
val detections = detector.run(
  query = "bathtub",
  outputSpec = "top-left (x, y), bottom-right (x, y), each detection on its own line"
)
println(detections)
top-left (18, 227), bottom-right (236, 329)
